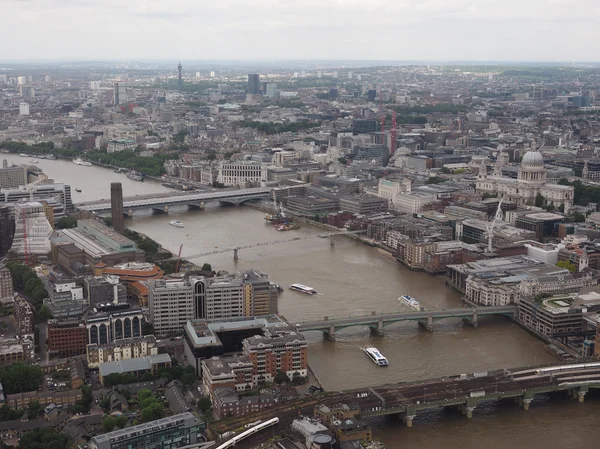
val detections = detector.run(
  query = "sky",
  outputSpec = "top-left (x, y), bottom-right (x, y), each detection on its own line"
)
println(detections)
top-left (3, 0), bottom-right (600, 62)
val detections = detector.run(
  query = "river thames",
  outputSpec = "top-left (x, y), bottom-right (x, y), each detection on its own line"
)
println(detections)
top-left (20, 157), bottom-right (599, 449)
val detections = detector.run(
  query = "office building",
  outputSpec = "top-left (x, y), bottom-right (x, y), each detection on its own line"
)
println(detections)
top-left (19, 85), bottom-right (35, 98)
top-left (93, 262), bottom-right (164, 306)
top-left (86, 308), bottom-right (143, 345)
top-left (183, 315), bottom-right (286, 375)
top-left (110, 182), bottom-right (124, 234)
top-left (11, 201), bottom-right (53, 256)
top-left (19, 102), bottom-right (29, 115)
top-left (217, 161), bottom-right (267, 187)
top-left (0, 340), bottom-right (25, 366)
top-left (149, 271), bottom-right (279, 337)
top-left (266, 83), bottom-right (278, 98)
top-left (14, 296), bottom-right (34, 335)
top-left (84, 275), bottom-right (127, 306)
top-left (0, 206), bottom-right (15, 258)
top-left (89, 412), bottom-right (204, 449)
top-left (87, 335), bottom-right (158, 368)
top-left (248, 74), bottom-right (260, 95)
top-left (114, 82), bottom-right (127, 105)
top-left (47, 319), bottom-right (88, 357)
top-left (0, 183), bottom-right (73, 219)
top-left (0, 165), bottom-right (27, 189)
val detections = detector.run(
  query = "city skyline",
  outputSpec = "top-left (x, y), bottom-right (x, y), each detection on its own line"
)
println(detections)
top-left (3, 0), bottom-right (600, 62)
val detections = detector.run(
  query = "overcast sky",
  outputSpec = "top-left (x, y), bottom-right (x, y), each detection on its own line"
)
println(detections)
top-left (4, 0), bottom-right (600, 62)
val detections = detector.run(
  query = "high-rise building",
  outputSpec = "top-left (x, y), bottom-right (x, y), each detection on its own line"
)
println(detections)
top-left (0, 206), bottom-right (15, 258)
top-left (210, 71), bottom-right (215, 78)
top-left (110, 182), bottom-right (124, 234)
top-left (114, 82), bottom-right (127, 105)
top-left (11, 201), bottom-right (53, 256)
top-left (178, 62), bottom-right (183, 91)
top-left (0, 267), bottom-right (13, 301)
top-left (266, 83), bottom-right (278, 98)
top-left (19, 86), bottom-right (35, 98)
top-left (0, 165), bottom-right (27, 189)
top-left (17, 76), bottom-right (26, 85)
top-left (248, 74), bottom-right (260, 95)
top-left (19, 102), bottom-right (30, 115)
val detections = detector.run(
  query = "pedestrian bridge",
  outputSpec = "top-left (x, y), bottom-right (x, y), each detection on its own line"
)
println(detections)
top-left (75, 187), bottom-right (272, 213)
top-left (294, 306), bottom-right (517, 340)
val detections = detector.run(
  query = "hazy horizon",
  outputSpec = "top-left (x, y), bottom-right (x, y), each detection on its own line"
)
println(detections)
top-left (4, 0), bottom-right (600, 62)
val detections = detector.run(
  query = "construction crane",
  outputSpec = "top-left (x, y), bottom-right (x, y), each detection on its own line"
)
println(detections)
top-left (485, 198), bottom-right (504, 253)
top-left (175, 244), bottom-right (183, 273)
top-left (390, 110), bottom-right (397, 155)
top-left (171, 230), bottom-right (366, 261)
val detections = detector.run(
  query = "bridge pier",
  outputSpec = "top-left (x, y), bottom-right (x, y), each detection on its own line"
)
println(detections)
top-left (578, 390), bottom-right (587, 403)
top-left (126, 208), bottom-right (133, 217)
top-left (403, 414), bottom-right (415, 428)
top-left (323, 326), bottom-right (336, 341)
top-left (330, 235), bottom-right (335, 247)
top-left (370, 320), bottom-right (385, 337)
top-left (233, 248), bottom-right (239, 261)
top-left (418, 315), bottom-right (434, 332)
top-left (463, 312), bottom-right (478, 328)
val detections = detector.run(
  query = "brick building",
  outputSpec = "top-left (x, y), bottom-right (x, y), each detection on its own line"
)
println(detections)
top-left (47, 319), bottom-right (88, 357)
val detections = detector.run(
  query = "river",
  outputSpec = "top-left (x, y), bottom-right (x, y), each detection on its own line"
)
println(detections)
top-left (23, 157), bottom-right (599, 448)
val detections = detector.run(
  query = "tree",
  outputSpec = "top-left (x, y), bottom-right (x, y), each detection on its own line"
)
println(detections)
top-left (100, 397), bottom-right (110, 411)
top-left (201, 263), bottom-right (212, 272)
top-left (535, 192), bottom-right (545, 208)
top-left (197, 397), bottom-right (212, 415)
top-left (558, 203), bottom-right (565, 213)
top-left (426, 176), bottom-right (445, 185)
top-left (103, 416), bottom-right (117, 432)
top-left (18, 428), bottom-right (69, 449)
top-left (115, 414), bottom-right (128, 429)
top-left (338, 157), bottom-right (348, 165)
top-left (0, 404), bottom-right (24, 422)
top-left (572, 212), bottom-right (586, 223)
top-left (38, 304), bottom-right (53, 320)
top-left (0, 362), bottom-right (43, 394)
top-left (141, 402), bottom-right (164, 422)
top-left (482, 192), bottom-right (497, 199)
top-left (142, 320), bottom-right (154, 336)
top-left (26, 401), bottom-right (43, 420)
top-left (556, 260), bottom-right (577, 273)
top-left (103, 217), bottom-right (113, 227)
top-left (141, 372), bottom-right (155, 382)
top-left (274, 370), bottom-right (288, 385)
top-left (181, 366), bottom-right (197, 386)
top-left (137, 388), bottom-right (154, 402)
top-left (56, 216), bottom-right (77, 229)
top-left (441, 166), bottom-right (451, 174)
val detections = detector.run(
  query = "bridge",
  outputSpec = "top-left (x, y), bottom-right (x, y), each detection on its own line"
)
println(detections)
top-left (172, 230), bottom-right (366, 261)
top-left (75, 187), bottom-right (272, 213)
top-left (294, 306), bottom-right (517, 340)
top-left (212, 361), bottom-right (600, 447)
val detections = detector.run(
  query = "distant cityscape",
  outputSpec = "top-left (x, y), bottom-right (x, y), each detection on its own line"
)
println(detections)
top-left (1, 61), bottom-right (600, 449)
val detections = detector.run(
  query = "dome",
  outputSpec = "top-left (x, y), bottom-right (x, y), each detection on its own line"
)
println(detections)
top-left (521, 150), bottom-right (544, 166)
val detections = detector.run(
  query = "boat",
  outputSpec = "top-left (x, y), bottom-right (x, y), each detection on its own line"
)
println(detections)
top-left (289, 284), bottom-right (317, 295)
top-left (127, 170), bottom-right (144, 181)
top-left (113, 168), bottom-right (125, 174)
top-left (19, 153), bottom-right (28, 157)
top-left (363, 347), bottom-right (389, 366)
top-left (75, 188), bottom-right (82, 193)
top-left (46, 155), bottom-right (56, 160)
top-left (399, 295), bottom-right (421, 311)
top-left (29, 159), bottom-right (39, 164)
top-left (169, 220), bottom-right (184, 228)
top-left (73, 158), bottom-right (92, 166)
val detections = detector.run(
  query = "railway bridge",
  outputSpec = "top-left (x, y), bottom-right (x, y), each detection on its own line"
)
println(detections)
top-left (294, 306), bottom-right (517, 340)
top-left (75, 187), bottom-right (272, 214)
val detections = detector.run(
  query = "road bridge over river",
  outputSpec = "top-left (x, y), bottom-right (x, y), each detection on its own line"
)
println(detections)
top-left (75, 187), bottom-right (272, 213)
top-left (294, 306), bottom-right (517, 339)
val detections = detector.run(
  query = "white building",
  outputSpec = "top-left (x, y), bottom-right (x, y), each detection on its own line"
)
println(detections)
top-left (217, 162), bottom-right (267, 187)
top-left (476, 150), bottom-right (574, 213)
top-left (17, 76), bottom-right (26, 85)
top-left (107, 139), bottom-right (136, 153)
top-left (19, 102), bottom-right (30, 116)
top-left (89, 81), bottom-right (101, 90)
top-left (11, 202), bottom-right (53, 255)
